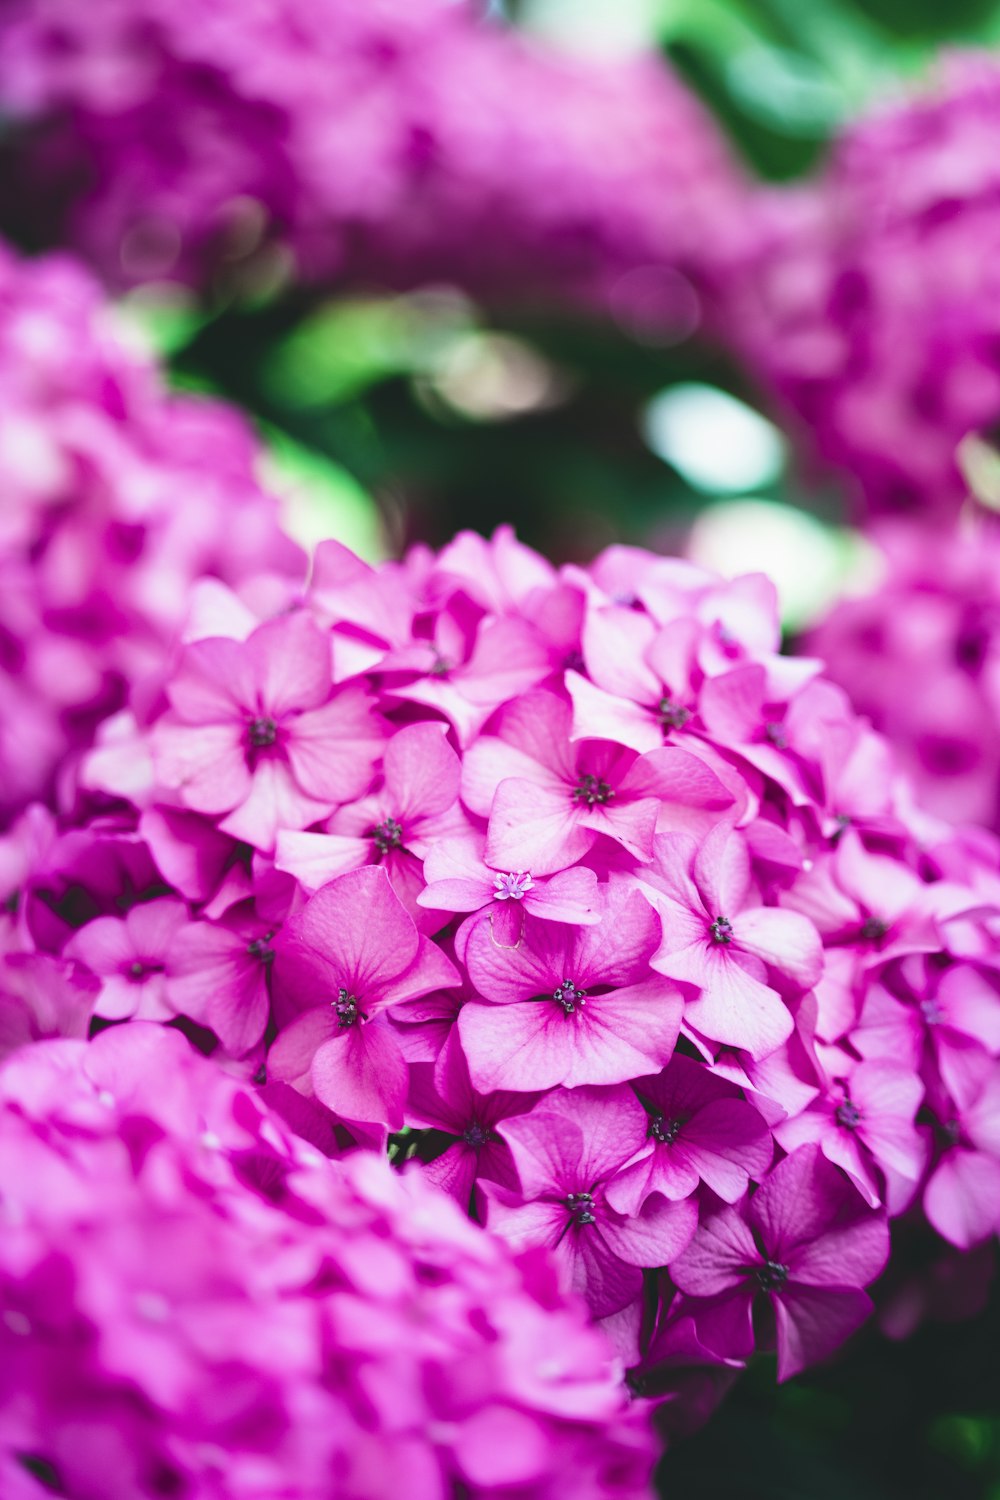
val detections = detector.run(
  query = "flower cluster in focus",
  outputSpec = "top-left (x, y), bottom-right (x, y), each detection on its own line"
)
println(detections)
top-left (0, 1023), bottom-right (654, 1499)
top-left (5, 509), bottom-right (999, 1431)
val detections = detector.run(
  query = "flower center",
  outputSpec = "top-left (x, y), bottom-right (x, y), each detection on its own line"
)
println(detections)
top-left (710, 916), bottom-right (734, 945)
top-left (247, 932), bottom-right (275, 966)
top-left (463, 1122), bottom-right (490, 1149)
top-left (835, 1098), bottom-right (862, 1129)
top-left (920, 997), bottom-right (945, 1025)
top-left (247, 716), bottom-right (278, 749)
top-left (648, 1113), bottom-right (683, 1145)
top-left (572, 773), bottom-right (614, 807)
top-left (370, 817), bottom-right (404, 855)
top-left (763, 721), bottom-right (787, 749)
top-left (565, 1191), bottom-right (597, 1227)
top-left (756, 1260), bottom-right (789, 1292)
top-left (859, 916), bottom-right (888, 942)
top-left (493, 870), bottom-right (534, 901)
top-left (658, 696), bottom-right (691, 731)
top-left (332, 987), bottom-right (366, 1028)
top-left (552, 977), bottom-right (586, 1015)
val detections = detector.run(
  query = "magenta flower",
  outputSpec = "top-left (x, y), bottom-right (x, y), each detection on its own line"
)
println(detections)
top-left (404, 1032), bottom-right (538, 1208)
top-left (463, 689), bottom-right (736, 876)
top-left (152, 611), bottom-right (385, 853)
top-left (923, 1056), bottom-right (1000, 1249)
top-left (268, 866), bottom-right (458, 1130)
top-left (275, 721), bottom-right (464, 929)
top-left (417, 826), bottom-right (601, 945)
top-left (640, 826), bottom-right (822, 1059)
top-left (168, 902), bottom-right (283, 1056)
top-left (605, 1054), bottom-right (773, 1215)
top-left (775, 1056), bottom-right (925, 1209)
top-left (0, 951), bottom-right (97, 1059)
top-left (63, 896), bottom-right (189, 1021)
top-left (672, 1144), bottom-right (890, 1380)
top-left (485, 1086), bottom-right (697, 1318)
top-left (0, 1027), bottom-right (656, 1499)
top-left (459, 883), bottom-right (683, 1093)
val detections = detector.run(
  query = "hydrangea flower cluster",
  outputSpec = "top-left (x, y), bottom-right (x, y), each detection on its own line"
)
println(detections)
top-left (728, 52), bottom-right (1000, 518)
top-left (806, 515), bottom-right (1000, 833)
top-left (0, 244), bottom-right (302, 825)
top-left (0, 0), bottom-right (741, 326)
top-left (0, 1023), bottom-right (655, 1498)
top-left (5, 522), bottom-right (999, 1432)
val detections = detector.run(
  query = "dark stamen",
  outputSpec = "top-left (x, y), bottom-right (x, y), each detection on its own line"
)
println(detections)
top-left (860, 916), bottom-right (888, 942)
top-left (764, 721), bottom-right (788, 749)
top-left (835, 1099), bottom-right (862, 1129)
top-left (247, 932), bottom-right (275, 966)
top-left (710, 916), bottom-right (734, 945)
top-left (658, 697), bottom-right (691, 731)
top-left (649, 1113), bottom-right (683, 1145)
top-left (463, 1122), bottom-right (490, 1149)
top-left (553, 978), bottom-right (586, 1015)
top-left (370, 817), bottom-right (404, 855)
top-left (565, 1191), bottom-right (597, 1226)
top-left (332, 987), bottom-right (365, 1028)
top-left (572, 773), bottom-right (615, 807)
top-left (247, 716), bottom-right (278, 749)
top-left (756, 1260), bottom-right (789, 1292)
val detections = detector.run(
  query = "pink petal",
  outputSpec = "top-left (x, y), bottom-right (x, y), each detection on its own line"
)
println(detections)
top-left (774, 1285), bottom-right (873, 1382)
top-left (311, 1018), bottom-right (408, 1130)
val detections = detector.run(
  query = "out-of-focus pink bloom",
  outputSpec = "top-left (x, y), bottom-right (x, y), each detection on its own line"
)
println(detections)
top-left (63, 896), bottom-right (188, 1020)
top-left (0, 0), bottom-right (743, 324)
top-left (807, 518), bottom-right (1000, 832)
top-left (923, 1051), bottom-right (1000, 1249)
top-left (0, 951), bottom-right (97, 1058)
top-left (672, 1144), bottom-right (889, 1380)
top-left (726, 54), bottom-right (1000, 521)
top-left (0, 1026), bottom-right (656, 1499)
top-left (0, 245), bottom-right (303, 826)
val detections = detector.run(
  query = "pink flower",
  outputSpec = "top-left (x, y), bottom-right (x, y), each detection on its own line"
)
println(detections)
top-left (463, 689), bottom-right (735, 876)
top-left (417, 827), bottom-right (601, 945)
top-left (152, 611), bottom-right (385, 853)
top-left (640, 826), bottom-right (822, 1059)
top-left (485, 1086), bottom-right (697, 1318)
top-left (671, 1144), bottom-right (890, 1380)
top-left (64, 896), bottom-right (188, 1020)
top-left (459, 883), bottom-right (683, 1093)
top-left (605, 1054), bottom-right (772, 1215)
top-left (404, 1031), bottom-right (538, 1207)
top-left (0, 1026), bottom-right (656, 1499)
top-left (276, 721), bottom-right (465, 930)
top-left (268, 866), bottom-right (458, 1130)
top-left (775, 1056), bottom-right (925, 1209)
top-left (923, 1052), bottom-right (1000, 1249)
